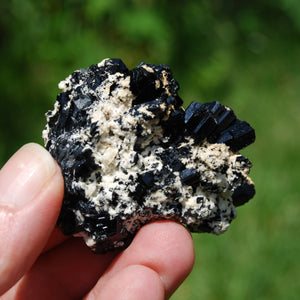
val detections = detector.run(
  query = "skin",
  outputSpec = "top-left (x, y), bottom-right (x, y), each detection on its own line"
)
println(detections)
top-left (0, 143), bottom-right (195, 299)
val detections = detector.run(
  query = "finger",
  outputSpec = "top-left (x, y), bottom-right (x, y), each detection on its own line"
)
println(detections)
top-left (86, 265), bottom-right (166, 300)
top-left (43, 227), bottom-right (69, 253)
top-left (5, 221), bottom-right (194, 299)
top-left (5, 237), bottom-right (118, 299)
top-left (86, 221), bottom-right (195, 300)
top-left (0, 143), bottom-right (64, 295)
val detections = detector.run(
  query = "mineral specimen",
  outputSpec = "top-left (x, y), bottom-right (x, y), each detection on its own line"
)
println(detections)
top-left (43, 58), bottom-right (255, 253)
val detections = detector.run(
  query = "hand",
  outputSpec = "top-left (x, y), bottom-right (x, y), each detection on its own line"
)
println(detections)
top-left (0, 143), bottom-right (194, 299)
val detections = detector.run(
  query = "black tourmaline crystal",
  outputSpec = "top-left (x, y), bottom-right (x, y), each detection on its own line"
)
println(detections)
top-left (43, 58), bottom-right (255, 253)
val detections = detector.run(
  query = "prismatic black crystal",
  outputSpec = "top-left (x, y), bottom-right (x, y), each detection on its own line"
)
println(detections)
top-left (43, 58), bottom-right (255, 253)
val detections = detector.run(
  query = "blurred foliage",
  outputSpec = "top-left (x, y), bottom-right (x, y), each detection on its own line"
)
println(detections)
top-left (0, 1), bottom-right (299, 299)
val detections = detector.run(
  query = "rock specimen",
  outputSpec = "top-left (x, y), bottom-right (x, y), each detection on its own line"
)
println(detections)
top-left (43, 58), bottom-right (255, 253)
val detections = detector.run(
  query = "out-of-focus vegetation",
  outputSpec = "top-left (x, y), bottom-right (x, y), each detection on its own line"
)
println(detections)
top-left (0, 1), bottom-right (299, 299)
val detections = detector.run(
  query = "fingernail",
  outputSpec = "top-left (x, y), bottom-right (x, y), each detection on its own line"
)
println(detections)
top-left (0, 143), bottom-right (59, 209)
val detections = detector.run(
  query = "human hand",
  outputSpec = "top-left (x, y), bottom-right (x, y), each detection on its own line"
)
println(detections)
top-left (0, 143), bottom-right (195, 299)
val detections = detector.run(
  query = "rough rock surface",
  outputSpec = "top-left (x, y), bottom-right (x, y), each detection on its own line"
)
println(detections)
top-left (43, 58), bottom-right (255, 253)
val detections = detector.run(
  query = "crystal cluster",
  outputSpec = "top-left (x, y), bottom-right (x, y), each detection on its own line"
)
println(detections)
top-left (43, 58), bottom-right (255, 253)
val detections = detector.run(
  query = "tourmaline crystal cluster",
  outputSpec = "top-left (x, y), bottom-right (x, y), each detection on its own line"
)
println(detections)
top-left (43, 58), bottom-right (255, 253)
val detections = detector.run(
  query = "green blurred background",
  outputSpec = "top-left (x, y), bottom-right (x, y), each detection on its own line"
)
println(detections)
top-left (0, 0), bottom-right (299, 299)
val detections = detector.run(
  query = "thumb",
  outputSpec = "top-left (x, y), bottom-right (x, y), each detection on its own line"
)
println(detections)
top-left (0, 143), bottom-right (64, 295)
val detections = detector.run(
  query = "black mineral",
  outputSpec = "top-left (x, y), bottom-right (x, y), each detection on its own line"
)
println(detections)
top-left (43, 58), bottom-right (256, 253)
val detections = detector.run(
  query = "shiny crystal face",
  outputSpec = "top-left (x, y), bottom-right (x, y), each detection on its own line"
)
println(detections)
top-left (43, 58), bottom-right (255, 253)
